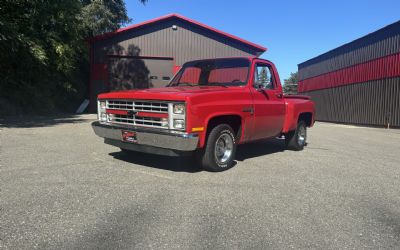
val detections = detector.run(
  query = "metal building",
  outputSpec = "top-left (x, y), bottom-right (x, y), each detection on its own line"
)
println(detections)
top-left (298, 20), bottom-right (400, 127)
top-left (88, 14), bottom-right (266, 111)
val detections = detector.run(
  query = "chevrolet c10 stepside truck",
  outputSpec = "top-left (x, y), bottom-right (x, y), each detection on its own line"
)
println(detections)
top-left (92, 57), bottom-right (315, 171)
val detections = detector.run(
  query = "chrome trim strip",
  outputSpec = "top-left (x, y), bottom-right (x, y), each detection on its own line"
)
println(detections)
top-left (92, 122), bottom-right (198, 151)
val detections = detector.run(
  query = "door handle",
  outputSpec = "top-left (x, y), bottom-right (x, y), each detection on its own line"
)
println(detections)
top-left (275, 93), bottom-right (283, 98)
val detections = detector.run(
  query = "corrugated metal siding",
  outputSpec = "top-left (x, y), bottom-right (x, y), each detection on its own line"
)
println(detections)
top-left (297, 20), bottom-right (400, 127)
top-left (93, 19), bottom-right (258, 65)
top-left (298, 21), bottom-right (400, 81)
top-left (303, 77), bottom-right (400, 127)
top-left (298, 52), bottom-right (400, 92)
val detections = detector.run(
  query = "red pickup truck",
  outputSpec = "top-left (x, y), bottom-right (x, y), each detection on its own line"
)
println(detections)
top-left (92, 57), bottom-right (315, 171)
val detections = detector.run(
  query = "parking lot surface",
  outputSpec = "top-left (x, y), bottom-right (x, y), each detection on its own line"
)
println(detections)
top-left (1, 114), bottom-right (400, 249)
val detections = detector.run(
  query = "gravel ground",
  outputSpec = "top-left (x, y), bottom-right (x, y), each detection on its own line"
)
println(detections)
top-left (0, 114), bottom-right (399, 250)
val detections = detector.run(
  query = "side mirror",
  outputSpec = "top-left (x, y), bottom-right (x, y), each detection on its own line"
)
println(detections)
top-left (255, 84), bottom-right (264, 90)
top-left (255, 84), bottom-right (266, 92)
top-left (255, 85), bottom-right (269, 98)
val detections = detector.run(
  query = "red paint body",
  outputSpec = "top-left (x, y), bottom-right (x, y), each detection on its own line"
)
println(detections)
top-left (98, 57), bottom-right (315, 148)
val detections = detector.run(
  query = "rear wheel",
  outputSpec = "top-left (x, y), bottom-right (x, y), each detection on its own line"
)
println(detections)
top-left (285, 121), bottom-right (307, 151)
top-left (198, 124), bottom-right (237, 172)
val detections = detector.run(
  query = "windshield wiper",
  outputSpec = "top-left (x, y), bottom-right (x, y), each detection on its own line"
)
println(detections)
top-left (205, 82), bottom-right (228, 88)
top-left (177, 82), bottom-right (197, 87)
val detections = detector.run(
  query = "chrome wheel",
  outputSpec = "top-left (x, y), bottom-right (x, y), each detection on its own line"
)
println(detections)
top-left (297, 125), bottom-right (307, 146)
top-left (214, 133), bottom-right (234, 164)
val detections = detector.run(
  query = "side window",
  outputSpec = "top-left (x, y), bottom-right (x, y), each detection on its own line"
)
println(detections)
top-left (254, 64), bottom-right (274, 89)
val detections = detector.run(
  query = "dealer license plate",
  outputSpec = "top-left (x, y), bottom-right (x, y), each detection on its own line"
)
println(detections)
top-left (121, 130), bottom-right (137, 143)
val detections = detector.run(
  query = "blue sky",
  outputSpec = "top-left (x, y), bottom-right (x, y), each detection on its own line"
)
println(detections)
top-left (125, 0), bottom-right (400, 81)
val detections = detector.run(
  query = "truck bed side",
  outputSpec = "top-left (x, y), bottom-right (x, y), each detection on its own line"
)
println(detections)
top-left (282, 96), bottom-right (315, 133)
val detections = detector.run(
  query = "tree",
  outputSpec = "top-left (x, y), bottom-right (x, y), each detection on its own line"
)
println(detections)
top-left (0, 0), bottom-right (84, 114)
top-left (80, 0), bottom-right (147, 37)
top-left (0, 0), bottom-right (147, 115)
top-left (258, 67), bottom-right (268, 84)
top-left (283, 72), bottom-right (298, 95)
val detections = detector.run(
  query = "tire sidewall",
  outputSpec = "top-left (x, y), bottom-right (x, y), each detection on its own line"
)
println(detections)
top-left (212, 128), bottom-right (236, 169)
top-left (285, 121), bottom-right (307, 151)
top-left (295, 121), bottom-right (307, 150)
top-left (202, 124), bottom-right (237, 171)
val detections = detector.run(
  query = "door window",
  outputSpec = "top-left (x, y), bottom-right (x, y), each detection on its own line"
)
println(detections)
top-left (254, 64), bottom-right (274, 90)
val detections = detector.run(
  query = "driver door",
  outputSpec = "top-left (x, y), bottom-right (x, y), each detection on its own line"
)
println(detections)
top-left (250, 61), bottom-right (286, 140)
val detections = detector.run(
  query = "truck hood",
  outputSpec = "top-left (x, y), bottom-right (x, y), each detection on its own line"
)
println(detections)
top-left (98, 86), bottom-right (231, 101)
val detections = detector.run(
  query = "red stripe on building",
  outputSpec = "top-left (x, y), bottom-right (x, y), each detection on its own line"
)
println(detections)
top-left (298, 52), bottom-right (400, 92)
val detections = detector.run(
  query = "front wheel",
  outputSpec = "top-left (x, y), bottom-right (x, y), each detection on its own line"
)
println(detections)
top-left (285, 121), bottom-right (307, 151)
top-left (198, 124), bottom-right (237, 172)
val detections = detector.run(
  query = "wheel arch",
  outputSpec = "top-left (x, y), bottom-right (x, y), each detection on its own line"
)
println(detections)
top-left (199, 113), bottom-right (244, 148)
top-left (298, 112), bottom-right (313, 127)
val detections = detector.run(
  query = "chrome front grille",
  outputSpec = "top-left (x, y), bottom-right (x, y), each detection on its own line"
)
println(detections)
top-left (106, 100), bottom-right (169, 129)
top-left (107, 100), bottom-right (134, 110)
top-left (111, 114), bottom-right (167, 129)
top-left (107, 100), bottom-right (168, 113)
top-left (134, 101), bottom-right (168, 113)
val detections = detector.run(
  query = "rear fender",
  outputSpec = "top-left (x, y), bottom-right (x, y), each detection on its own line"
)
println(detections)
top-left (282, 101), bottom-right (315, 133)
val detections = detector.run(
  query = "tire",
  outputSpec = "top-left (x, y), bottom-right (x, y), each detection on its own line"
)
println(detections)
top-left (285, 121), bottom-right (307, 151)
top-left (198, 124), bottom-right (237, 172)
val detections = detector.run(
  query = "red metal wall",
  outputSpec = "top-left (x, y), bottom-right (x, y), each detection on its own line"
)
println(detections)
top-left (298, 52), bottom-right (400, 92)
top-left (301, 77), bottom-right (400, 127)
top-left (298, 21), bottom-right (400, 81)
top-left (298, 20), bottom-right (400, 127)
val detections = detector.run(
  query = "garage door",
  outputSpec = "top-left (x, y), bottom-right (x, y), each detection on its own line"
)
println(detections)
top-left (108, 56), bottom-right (174, 91)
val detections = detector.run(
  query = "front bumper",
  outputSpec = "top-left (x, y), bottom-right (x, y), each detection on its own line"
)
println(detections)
top-left (91, 121), bottom-right (199, 155)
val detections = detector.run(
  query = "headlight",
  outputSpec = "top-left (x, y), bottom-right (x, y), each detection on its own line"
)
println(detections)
top-left (98, 100), bottom-right (107, 122)
top-left (100, 113), bottom-right (107, 121)
top-left (173, 103), bottom-right (185, 114)
top-left (168, 102), bottom-right (185, 130)
top-left (173, 119), bottom-right (185, 129)
top-left (99, 101), bottom-right (106, 110)
top-left (160, 118), bottom-right (168, 127)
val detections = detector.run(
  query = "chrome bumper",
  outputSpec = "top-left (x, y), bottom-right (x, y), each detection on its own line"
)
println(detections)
top-left (91, 121), bottom-right (199, 152)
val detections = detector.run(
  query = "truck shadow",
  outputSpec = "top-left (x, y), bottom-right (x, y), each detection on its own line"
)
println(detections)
top-left (109, 138), bottom-right (286, 172)
top-left (109, 151), bottom-right (202, 173)
top-left (235, 138), bottom-right (286, 161)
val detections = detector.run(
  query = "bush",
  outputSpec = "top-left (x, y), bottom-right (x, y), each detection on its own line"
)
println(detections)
top-left (0, 0), bottom-right (138, 116)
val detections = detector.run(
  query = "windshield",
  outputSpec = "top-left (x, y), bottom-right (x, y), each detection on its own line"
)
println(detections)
top-left (169, 58), bottom-right (250, 87)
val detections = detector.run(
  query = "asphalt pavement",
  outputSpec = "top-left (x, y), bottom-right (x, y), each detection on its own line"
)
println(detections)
top-left (1, 114), bottom-right (400, 249)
